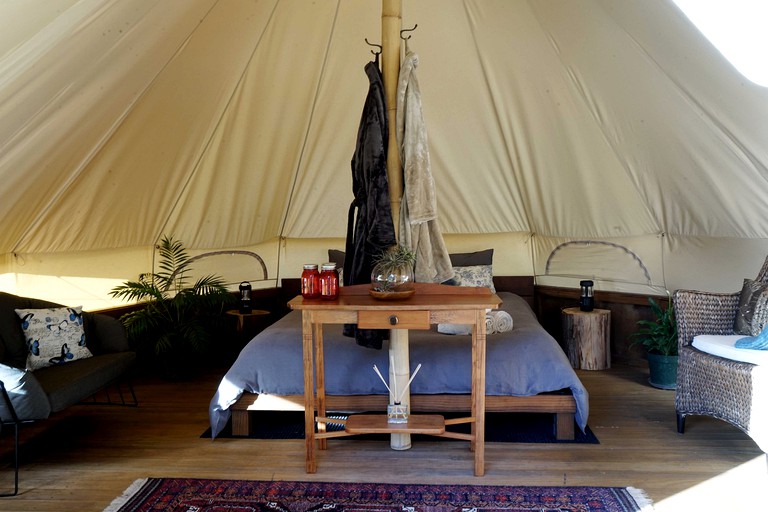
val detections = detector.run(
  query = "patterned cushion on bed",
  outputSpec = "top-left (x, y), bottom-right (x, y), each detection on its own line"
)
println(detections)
top-left (448, 265), bottom-right (496, 294)
top-left (439, 260), bottom-right (496, 335)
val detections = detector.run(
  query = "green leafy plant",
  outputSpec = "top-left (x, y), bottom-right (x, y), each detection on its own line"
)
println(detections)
top-left (110, 235), bottom-right (234, 373)
top-left (371, 244), bottom-right (416, 292)
top-left (631, 296), bottom-right (678, 356)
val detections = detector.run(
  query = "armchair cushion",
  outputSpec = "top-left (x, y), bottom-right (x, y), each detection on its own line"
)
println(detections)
top-left (734, 279), bottom-right (768, 335)
top-left (693, 335), bottom-right (768, 366)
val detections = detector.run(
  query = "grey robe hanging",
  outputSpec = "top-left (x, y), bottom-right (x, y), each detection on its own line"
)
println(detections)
top-left (396, 51), bottom-right (453, 284)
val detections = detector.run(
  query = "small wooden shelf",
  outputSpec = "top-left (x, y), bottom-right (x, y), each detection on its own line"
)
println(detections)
top-left (344, 414), bottom-right (445, 435)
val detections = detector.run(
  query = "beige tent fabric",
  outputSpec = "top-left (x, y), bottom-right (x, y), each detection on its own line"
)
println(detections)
top-left (1, 0), bottom-right (767, 307)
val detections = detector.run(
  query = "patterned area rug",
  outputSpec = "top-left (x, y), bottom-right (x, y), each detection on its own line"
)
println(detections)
top-left (105, 478), bottom-right (653, 512)
top-left (203, 411), bottom-right (599, 444)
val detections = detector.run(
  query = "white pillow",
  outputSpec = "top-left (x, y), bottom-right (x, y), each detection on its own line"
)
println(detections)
top-left (692, 335), bottom-right (768, 366)
top-left (15, 307), bottom-right (93, 370)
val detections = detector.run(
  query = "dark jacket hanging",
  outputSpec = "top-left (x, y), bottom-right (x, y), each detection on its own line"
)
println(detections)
top-left (344, 61), bottom-right (397, 349)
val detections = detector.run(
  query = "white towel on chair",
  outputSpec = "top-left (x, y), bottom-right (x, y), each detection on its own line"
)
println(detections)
top-left (488, 310), bottom-right (513, 334)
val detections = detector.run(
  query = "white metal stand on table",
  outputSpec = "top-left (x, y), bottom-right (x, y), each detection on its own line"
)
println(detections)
top-left (288, 282), bottom-right (501, 476)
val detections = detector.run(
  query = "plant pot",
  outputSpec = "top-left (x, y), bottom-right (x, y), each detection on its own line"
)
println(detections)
top-left (647, 352), bottom-right (678, 390)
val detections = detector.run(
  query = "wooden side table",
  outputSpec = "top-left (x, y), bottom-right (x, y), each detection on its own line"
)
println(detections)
top-left (225, 309), bottom-right (270, 333)
top-left (562, 307), bottom-right (611, 370)
top-left (288, 282), bottom-right (500, 476)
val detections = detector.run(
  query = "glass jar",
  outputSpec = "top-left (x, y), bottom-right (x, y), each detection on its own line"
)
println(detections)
top-left (371, 261), bottom-right (414, 295)
top-left (319, 263), bottom-right (339, 300)
top-left (301, 264), bottom-right (321, 299)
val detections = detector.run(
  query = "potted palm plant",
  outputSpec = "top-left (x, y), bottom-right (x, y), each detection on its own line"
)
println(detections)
top-left (631, 295), bottom-right (678, 389)
top-left (110, 235), bottom-right (235, 377)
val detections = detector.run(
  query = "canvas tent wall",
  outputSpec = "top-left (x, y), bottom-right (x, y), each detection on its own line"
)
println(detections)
top-left (1, 0), bottom-right (766, 310)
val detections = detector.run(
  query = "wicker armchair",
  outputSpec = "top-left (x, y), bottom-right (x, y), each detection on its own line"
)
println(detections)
top-left (673, 256), bottom-right (768, 453)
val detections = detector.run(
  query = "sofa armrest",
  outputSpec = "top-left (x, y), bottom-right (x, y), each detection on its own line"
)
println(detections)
top-left (84, 313), bottom-right (130, 354)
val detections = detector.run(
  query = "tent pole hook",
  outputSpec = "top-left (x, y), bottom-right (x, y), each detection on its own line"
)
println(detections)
top-left (364, 38), bottom-right (382, 65)
top-left (400, 24), bottom-right (417, 40)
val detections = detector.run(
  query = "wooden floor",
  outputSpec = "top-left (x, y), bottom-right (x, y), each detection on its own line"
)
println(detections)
top-left (1, 364), bottom-right (765, 511)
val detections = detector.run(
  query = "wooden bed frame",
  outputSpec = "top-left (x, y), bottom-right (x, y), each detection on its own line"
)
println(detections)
top-left (229, 276), bottom-right (579, 440)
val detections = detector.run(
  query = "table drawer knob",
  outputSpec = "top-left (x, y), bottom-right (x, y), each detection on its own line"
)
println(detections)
top-left (389, 315), bottom-right (398, 325)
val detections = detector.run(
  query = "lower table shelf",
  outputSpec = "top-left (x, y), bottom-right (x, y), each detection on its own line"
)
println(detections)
top-left (343, 414), bottom-right (445, 435)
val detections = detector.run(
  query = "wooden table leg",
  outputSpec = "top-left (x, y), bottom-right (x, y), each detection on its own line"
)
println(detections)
top-left (302, 313), bottom-right (316, 473)
top-left (472, 308), bottom-right (487, 476)
top-left (314, 322), bottom-right (327, 450)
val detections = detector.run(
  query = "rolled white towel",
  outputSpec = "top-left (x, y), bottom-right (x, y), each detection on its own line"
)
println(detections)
top-left (488, 310), bottom-right (513, 333)
top-left (486, 314), bottom-right (493, 333)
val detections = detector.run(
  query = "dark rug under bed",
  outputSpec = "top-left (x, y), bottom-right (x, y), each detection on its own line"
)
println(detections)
top-left (203, 411), bottom-right (598, 444)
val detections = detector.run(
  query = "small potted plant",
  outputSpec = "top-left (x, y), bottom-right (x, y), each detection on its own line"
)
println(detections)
top-left (370, 244), bottom-right (416, 299)
top-left (631, 295), bottom-right (678, 389)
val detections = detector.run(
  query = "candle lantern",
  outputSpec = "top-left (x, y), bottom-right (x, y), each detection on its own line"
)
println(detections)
top-left (579, 280), bottom-right (594, 312)
top-left (239, 281), bottom-right (252, 314)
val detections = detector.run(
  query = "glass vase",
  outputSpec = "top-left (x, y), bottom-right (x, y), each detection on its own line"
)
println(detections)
top-left (370, 262), bottom-right (415, 299)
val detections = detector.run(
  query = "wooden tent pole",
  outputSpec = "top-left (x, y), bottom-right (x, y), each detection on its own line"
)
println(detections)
top-left (381, 0), bottom-right (411, 451)
top-left (382, 0), bottom-right (402, 237)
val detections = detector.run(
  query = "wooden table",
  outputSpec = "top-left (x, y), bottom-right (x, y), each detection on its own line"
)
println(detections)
top-left (225, 309), bottom-right (270, 333)
top-left (288, 282), bottom-right (501, 476)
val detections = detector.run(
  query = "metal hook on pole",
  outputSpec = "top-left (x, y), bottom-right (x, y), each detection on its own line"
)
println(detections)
top-left (364, 38), bottom-right (382, 55)
top-left (400, 24), bottom-right (417, 40)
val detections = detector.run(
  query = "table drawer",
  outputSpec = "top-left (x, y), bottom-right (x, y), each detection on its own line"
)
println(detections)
top-left (357, 310), bottom-right (430, 330)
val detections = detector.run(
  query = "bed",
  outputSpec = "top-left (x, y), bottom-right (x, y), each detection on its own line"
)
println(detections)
top-left (209, 287), bottom-right (590, 441)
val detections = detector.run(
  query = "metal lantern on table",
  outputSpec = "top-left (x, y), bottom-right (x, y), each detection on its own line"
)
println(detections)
top-left (239, 281), bottom-right (252, 314)
top-left (579, 280), bottom-right (594, 312)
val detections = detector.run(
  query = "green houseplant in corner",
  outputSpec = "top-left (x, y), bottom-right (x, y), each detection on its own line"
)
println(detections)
top-left (631, 295), bottom-right (678, 389)
top-left (110, 235), bottom-right (234, 377)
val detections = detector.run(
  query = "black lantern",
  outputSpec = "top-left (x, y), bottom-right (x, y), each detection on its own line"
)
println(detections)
top-left (579, 280), bottom-right (594, 312)
top-left (239, 281), bottom-right (252, 314)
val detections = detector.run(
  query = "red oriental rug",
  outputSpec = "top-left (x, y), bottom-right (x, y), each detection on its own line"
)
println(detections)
top-left (104, 478), bottom-right (653, 512)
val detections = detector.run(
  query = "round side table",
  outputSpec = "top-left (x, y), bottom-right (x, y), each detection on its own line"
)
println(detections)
top-left (226, 309), bottom-right (270, 333)
top-left (561, 307), bottom-right (611, 370)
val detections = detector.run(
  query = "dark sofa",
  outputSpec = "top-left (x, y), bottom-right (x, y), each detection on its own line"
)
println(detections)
top-left (0, 292), bottom-right (136, 495)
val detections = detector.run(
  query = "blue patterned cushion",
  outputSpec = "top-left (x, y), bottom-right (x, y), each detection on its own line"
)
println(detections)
top-left (15, 307), bottom-right (93, 370)
top-left (735, 324), bottom-right (768, 350)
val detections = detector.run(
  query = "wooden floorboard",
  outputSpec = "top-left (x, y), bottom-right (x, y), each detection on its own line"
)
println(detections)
top-left (0, 364), bottom-right (765, 511)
